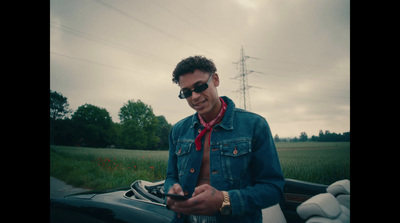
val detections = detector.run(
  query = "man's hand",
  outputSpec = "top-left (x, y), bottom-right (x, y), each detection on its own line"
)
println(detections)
top-left (167, 184), bottom-right (224, 216)
top-left (166, 183), bottom-right (184, 209)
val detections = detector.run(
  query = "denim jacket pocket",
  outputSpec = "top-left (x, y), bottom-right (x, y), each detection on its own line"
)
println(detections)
top-left (175, 142), bottom-right (193, 179)
top-left (220, 139), bottom-right (252, 188)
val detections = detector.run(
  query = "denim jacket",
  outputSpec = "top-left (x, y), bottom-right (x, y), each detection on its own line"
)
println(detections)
top-left (164, 96), bottom-right (284, 223)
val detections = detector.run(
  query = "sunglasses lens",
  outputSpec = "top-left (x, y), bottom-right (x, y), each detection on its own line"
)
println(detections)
top-left (178, 82), bottom-right (209, 99)
top-left (194, 83), bottom-right (208, 93)
top-left (179, 91), bottom-right (191, 99)
top-left (183, 91), bottom-right (192, 98)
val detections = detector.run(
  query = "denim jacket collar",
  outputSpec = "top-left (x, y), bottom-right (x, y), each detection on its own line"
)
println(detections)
top-left (190, 96), bottom-right (234, 131)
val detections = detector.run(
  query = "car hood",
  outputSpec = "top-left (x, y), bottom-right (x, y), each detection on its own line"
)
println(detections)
top-left (64, 186), bottom-right (131, 200)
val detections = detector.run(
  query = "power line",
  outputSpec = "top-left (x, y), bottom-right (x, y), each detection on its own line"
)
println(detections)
top-left (248, 64), bottom-right (349, 86)
top-left (149, 0), bottom-right (239, 53)
top-left (50, 51), bottom-right (137, 74)
top-left (228, 46), bottom-right (349, 108)
top-left (235, 49), bottom-right (350, 96)
top-left (50, 21), bottom-right (175, 66)
top-left (91, 0), bottom-right (231, 64)
top-left (243, 44), bottom-right (350, 69)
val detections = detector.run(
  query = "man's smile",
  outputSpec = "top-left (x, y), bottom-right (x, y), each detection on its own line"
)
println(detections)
top-left (192, 99), bottom-right (207, 110)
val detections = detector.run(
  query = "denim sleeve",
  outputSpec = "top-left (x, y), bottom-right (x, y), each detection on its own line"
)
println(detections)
top-left (164, 128), bottom-right (179, 195)
top-left (228, 118), bottom-right (285, 216)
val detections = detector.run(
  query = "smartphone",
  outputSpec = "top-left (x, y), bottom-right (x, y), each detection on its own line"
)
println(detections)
top-left (164, 193), bottom-right (189, 200)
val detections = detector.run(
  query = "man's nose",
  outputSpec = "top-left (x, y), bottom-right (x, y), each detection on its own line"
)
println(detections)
top-left (191, 91), bottom-right (201, 100)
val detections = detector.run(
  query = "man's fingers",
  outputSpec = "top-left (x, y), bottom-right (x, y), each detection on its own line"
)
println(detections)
top-left (169, 183), bottom-right (184, 195)
top-left (168, 184), bottom-right (221, 216)
top-left (192, 184), bottom-right (207, 197)
top-left (172, 197), bottom-right (202, 214)
top-left (167, 183), bottom-right (184, 210)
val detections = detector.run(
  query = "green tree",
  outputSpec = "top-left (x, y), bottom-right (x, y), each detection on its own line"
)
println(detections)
top-left (50, 118), bottom-right (77, 146)
top-left (50, 90), bottom-right (72, 120)
top-left (156, 115), bottom-right (172, 150)
top-left (118, 99), bottom-right (159, 150)
top-left (50, 90), bottom-right (73, 145)
top-left (71, 104), bottom-right (114, 147)
top-left (274, 134), bottom-right (280, 142)
top-left (300, 132), bottom-right (308, 142)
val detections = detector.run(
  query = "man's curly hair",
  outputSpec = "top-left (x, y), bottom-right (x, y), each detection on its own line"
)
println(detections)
top-left (172, 55), bottom-right (217, 84)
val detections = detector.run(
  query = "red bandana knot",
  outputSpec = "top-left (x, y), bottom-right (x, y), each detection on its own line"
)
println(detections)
top-left (195, 98), bottom-right (227, 151)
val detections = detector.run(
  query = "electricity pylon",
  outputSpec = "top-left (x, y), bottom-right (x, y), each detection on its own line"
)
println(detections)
top-left (232, 46), bottom-right (262, 111)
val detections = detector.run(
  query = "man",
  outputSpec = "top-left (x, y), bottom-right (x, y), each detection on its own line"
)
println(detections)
top-left (164, 55), bottom-right (284, 223)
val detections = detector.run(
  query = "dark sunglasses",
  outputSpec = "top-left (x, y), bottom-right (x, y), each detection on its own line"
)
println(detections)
top-left (178, 73), bottom-right (214, 99)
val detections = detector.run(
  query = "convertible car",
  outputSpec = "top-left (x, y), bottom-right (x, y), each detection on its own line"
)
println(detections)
top-left (50, 178), bottom-right (350, 223)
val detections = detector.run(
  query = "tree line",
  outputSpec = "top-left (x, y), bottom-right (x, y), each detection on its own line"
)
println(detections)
top-left (50, 90), bottom-right (172, 150)
top-left (51, 90), bottom-right (349, 149)
top-left (274, 130), bottom-right (350, 142)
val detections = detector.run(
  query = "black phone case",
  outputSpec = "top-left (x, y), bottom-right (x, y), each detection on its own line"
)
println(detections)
top-left (164, 193), bottom-right (189, 200)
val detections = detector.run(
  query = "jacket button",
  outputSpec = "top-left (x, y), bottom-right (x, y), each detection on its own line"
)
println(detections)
top-left (198, 129), bottom-right (202, 133)
top-left (177, 213), bottom-right (181, 218)
top-left (184, 191), bottom-right (189, 195)
top-left (190, 168), bottom-right (195, 173)
top-left (233, 147), bottom-right (238, 155)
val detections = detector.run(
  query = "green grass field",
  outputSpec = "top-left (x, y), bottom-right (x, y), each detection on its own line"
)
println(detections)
top-left (50, 142), bottom-right (350, 190)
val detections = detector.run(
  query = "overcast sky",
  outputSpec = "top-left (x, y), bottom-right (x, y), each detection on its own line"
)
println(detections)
top-left (50, 0), bottom-right (350, 138)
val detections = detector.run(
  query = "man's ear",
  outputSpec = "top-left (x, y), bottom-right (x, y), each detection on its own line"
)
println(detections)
top-left (213, 73), bottom-right (220, 87)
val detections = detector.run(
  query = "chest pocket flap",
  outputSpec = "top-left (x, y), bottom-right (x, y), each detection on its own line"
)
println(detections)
top-left (220, 140), bottom-right (252, 157)
top-left (176, 142), bottom-right (192, 156)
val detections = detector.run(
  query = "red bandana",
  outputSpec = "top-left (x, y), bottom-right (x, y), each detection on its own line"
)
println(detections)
top-left (195, 97), bottom-right (227, 151)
